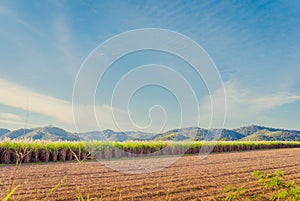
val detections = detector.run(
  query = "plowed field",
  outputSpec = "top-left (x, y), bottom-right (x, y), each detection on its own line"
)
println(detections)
top-left (1, 148), bottom-right (300, 200)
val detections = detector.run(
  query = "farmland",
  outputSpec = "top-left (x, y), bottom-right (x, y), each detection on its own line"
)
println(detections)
top-left (1, 148), bottom-right (300, 200)
top-left (1, 140), bottom-right (300, 164)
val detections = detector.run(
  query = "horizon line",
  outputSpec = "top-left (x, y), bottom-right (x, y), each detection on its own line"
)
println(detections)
top-left (1, 124), bottom-right (299, 133)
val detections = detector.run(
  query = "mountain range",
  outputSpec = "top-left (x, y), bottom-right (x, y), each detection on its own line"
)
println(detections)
top-left (0, 125), bottom-right (300, 142)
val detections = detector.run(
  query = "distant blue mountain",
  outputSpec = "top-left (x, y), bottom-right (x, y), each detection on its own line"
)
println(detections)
top-left (78, 129), bottom-right (154, 142)
top-left (0, 125), bottom-right (300, 142)
top-left (0, 126), bottom-right (79, 141)
top-left (0, 128), bottom-right (10, 137)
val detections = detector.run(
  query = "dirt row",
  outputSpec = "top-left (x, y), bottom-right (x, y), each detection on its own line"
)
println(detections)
top-left (1, 148), bottom-right (300, 200)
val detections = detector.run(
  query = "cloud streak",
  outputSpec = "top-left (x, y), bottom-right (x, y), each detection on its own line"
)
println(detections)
top-left (200, 80), bottom-right (300, 128)
top-left (0, 79), bottom-right (129, 131)
top-left (0, 79), bottom-right (73, 124)
top-left (0, 112), bottom-right (22, 120)
top-left (0, 118), bottom-right (40, 128)
top-left (51, 1), bottom-right (81, 76)
top-left (224, 81), bottom-right (300, 111)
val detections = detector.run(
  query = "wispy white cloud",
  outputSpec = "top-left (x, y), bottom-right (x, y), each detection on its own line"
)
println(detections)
top-left (0, 118), bottom-right (40, 128)
top-left (200, 80), bottom-right (300, 128)
top-left (51, 1), bottom-right (81, 76)
top-left (0, 79), bottom-right (73, 124)
top-left (223, 80), bottom-right (300, 111)
top-left (0, 79), bottom-right (129, 131)
top-left (0, 113), bottom-right (22, 120)
top-left (1, 3), bottom-right (80, 78)
top-left (0, 111), bottom-right (41, 129)
top-left (0, 5), bottom-right (44, 37)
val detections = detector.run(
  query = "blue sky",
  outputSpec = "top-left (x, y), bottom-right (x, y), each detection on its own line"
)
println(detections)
top-left (0, 0), bottom-right (300, 132)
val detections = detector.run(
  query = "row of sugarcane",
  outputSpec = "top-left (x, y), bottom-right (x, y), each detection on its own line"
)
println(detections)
top-left (1, 140), bottom-right (300, 164)
top-left (0, 141), bottom-right (88, 164)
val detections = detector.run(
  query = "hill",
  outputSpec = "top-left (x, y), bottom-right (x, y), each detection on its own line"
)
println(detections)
top-left (241, 130), bottom-right (300, 141)
top-left (233, 125), bottom-right (279, 136)
top-left (0, 128), bottom-right (10, 137)
top-left (152, 128), bottom-right (244, 141)
top-left (1, 128), bottom-right (35, 139)
top-left (1, 126), bottom-right (80, 141)
top-left (78, 130), bottom-right (155, 142)
top-left (0, 125), bottom-right (300, 142)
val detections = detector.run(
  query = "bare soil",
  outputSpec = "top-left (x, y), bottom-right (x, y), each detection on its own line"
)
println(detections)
top-left (1, 148), bottom-right (300, 200)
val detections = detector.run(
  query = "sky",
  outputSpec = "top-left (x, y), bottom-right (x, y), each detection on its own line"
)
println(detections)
top-left (0, 0), bottom-right (300, 132)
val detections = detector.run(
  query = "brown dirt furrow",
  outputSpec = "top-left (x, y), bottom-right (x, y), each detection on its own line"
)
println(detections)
top-left (1, 148), bottom-right (300, 200)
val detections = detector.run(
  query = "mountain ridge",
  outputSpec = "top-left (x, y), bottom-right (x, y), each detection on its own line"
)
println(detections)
top-left (1, 125), bottom-right (300, 142)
